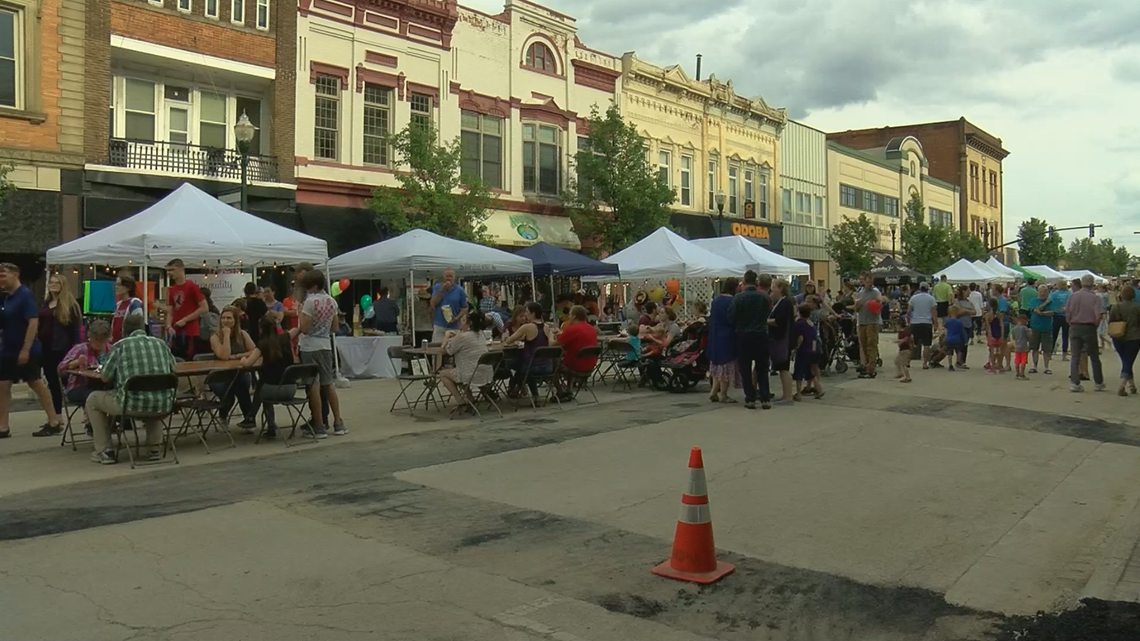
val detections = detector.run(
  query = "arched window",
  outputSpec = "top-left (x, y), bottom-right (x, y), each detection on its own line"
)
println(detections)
top-left (525, 42), bottom-right (556, 73)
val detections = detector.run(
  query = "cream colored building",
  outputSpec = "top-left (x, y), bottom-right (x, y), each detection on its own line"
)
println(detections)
top-left (779, 120), bottom-right (828, 287)
top-left (618, 54), bottom-right (787, 250)
top-left (827, 136), bottom-right (960, 260)
top-left (294, 0), bottom-right (623, 249)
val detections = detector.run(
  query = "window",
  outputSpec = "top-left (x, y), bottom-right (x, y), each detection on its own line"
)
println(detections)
top-left (815, 195), bottom-right (824, 227)
top-left (461, 111), bottom-right (503, 189)
top-left (658, 150), bottom-right (671, 188)
top-left (199, 91), bottom-right (227, 148)
top-left (410, 94), bottom-right (432, 132)
top-left (231, 0), bottom-right (244, 24)
top-left (362, 84), bottom-right (391, 166)
top-left (256, 0), bottom-right (269, 29)
top-left (0, 7), bottom-right (20, 109)
top-left (840, 184), bottom-right (857, 208)
top-left (148, 0), bottom-right (162, 5)
top-left (728, 166), bottom-right (738, 214)
top-left (164, 85), bottom-right (190, 146)
top-left (744, 169), bottom-right (754, 206)
top-left (781, 188), bottom-right (792, 222)
top-left (205, 0), bottom-right (218, 18)
top-left (796, 192), bottom-right (809, 224)
top-left (235, 97), bottom-right (261, 153)
top-left (680, 155), bottom-right (692, 207)
top-left (178, 0), bottom-right (191, 12)
top-left (989, 171), bottom-right (998, 207)
top-left (707, 159), bottom-right (717, 210)
top-left (758, 172), bottom-right (769, 219)
top-left (863, 191), bottom-right (879, 213)
top-left (969, 162), bottom-right (979, 201)
top-left (124, 78), bottom-right (156, 141)
top-left (929, 208), bottom-right (953, 227)
top-left (313, 74), bottom-right (339, 160)
top-left (525, 42), bottom-right (555, 73)
top-left (523, 123), bottom-right (561, 195)
top-left (910, 161), bottom-right (916, 177)
top-left (884, 196), bottom-right (899, 218)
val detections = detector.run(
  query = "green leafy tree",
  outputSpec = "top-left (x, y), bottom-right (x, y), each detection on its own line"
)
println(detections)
top-left (0, 164), bottom-right (15, 219)
top-left (370, 122), bottom-right (495, 243)
top-left (564, 104), bottom-right (675, 256)
top-left (949, 230), bottom-right (989, 262)
top-left (1064, 238), bottom-right (1132, 276)
top-left (825, 213), bottom-right (878, 278)
top-left (900, 193), bottom-right (952, 276)
top-left (1016, 217), bottom-right (1064, 266)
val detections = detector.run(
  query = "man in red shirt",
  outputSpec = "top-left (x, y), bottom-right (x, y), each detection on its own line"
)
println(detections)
top-left (558, 306), bottom-right (599, 373)
top-left (164, 258), bottom-right (207, 359)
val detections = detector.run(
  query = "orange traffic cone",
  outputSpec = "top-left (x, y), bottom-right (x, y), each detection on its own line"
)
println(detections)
top-left (651, 447), bottom-right (735, 584)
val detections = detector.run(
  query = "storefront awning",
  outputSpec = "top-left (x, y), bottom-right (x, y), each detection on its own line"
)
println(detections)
top-left (484, 211), bottom-right (581, 251)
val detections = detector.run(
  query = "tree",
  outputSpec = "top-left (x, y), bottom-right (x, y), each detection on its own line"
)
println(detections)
top-left (949, 230), bottom-right (989, 262)
top-left (900, 193), bottom-right (951, 276)
top-left (1016, 217), bottom-right (1064, 266)
top-left (0, 164), bottom-right (15, 220)
top-left (1064, 238), bottom-right (1132, 276)
top-left (370, 122), bottom-right (495, 243)
top-left (825, 213), bottom-right (878, 279)
top-left (564, 104), bottom-right (675, 256)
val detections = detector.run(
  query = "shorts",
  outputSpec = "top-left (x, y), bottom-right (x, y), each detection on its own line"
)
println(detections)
top-left (1014, 352), bottom-right (1028, 366)
top-left (0, 353), bottom-right (43, 384)
top-left (936, 302), bottom-right (950, 318)
top-left (912, 323), bottom-right (934, 347)
top-left (300, 349), bottom-right (336, 386)
top-left (1029, 329), bottom-right (1055, 353)
top-left (987, 336), bottom-right (1003, 348)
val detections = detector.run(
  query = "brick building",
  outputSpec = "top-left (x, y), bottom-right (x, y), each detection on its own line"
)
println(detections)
top-left (80, 0), bottom-right (297, 235)
top-left (827, 118), bottom-right (1009, 248)
top-left (0, 0), bottom-right (85, 281)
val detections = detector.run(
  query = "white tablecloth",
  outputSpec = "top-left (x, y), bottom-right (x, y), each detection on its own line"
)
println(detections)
top-left (335, 335), bottom-right (403, 379)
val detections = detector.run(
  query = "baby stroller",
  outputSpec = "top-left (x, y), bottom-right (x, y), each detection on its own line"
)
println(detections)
top-left (818, 315), bottom-right (848, 374)
top-left (824, 313), bottom-right (861, 374)
top-left (652, 321), bottom-right (709, 393)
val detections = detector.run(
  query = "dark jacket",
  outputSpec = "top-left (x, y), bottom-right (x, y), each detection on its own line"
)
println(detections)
top-left (728, 286), bottom-right (771, 334)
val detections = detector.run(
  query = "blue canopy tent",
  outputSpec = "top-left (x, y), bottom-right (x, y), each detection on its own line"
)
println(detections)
top-left (515, 242), bottom-right (619, 317)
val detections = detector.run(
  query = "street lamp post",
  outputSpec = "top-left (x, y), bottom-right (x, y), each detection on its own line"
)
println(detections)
top-left (714, 191), bottom-right (726, 237)
top-left (889, 221), bottom-right (897, 258)
top-left (233, 112), bottom-right (256, 212)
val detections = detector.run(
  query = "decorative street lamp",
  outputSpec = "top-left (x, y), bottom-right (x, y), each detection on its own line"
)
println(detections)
top-left (234, 112), bottom-right (256, 212)
top-left (714, 191), bottom-right (726, 237)
top-left (889, 221), bottom-right (897, 258)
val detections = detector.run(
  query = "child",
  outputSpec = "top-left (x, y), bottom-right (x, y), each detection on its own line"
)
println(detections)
top-left (1012, 312), bottom-right (1031, 380)
top-left (623, 320), bottom-right (642, 362)
top-left (792, 304), bottom-right (820, 400)
top-left (944, 305), bottom-right (966, 372)
top-left (895, 317), bottom-right (913, 383)
top-left (984, 298), bottom-right (1004, 374)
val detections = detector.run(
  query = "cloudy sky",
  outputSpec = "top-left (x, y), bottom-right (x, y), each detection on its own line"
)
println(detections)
top-left (466, 0), bottom-right (1140, 255)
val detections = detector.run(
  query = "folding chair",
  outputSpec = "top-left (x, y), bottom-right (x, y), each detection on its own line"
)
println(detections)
top-left (604, 339), bottom-right (637, 393)
top-left (564, 346), bottom-right (602, 405)
top-left (594, 340), bottom-right (626, 384)
top-left (387, 345), bottom-right (443, 414)
top-left (450, 351), bottom-right (505, 421)
top-left (517, 346), bottom-right (564, 411)
top-left (59, 375), bottom-right (94, 452)
top-left (256, 364), bottom-right (319, 447)
top-left (111, 373), bottom-right (180, 469)
top-left (174, 368), bottom-right (241, 453)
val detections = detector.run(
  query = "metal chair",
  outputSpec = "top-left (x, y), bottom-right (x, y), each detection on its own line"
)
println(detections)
top-left (604, 339), bottom-right (637, 392)
top-left (450, 351), bottom-right (505, 421)
top-left (517, 345), bottom-right (564, 411)
top-left (256, 364), bottom-right (319, 446)
top-left (174, 368), bottom-right (241, 452)
top-left (387, 345), bottom-right (442, 414)
top-left (110, 374), bottom-right (180, 469)
top-left (564, 346), bottom-right (602, 405)
top-left (59, 375), bottom-right (94, 452)
top-left (594, 340), bottom-right (626, 383)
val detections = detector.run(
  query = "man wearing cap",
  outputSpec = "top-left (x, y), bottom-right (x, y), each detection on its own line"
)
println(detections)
top-left (1067, 274), bottom-right (1106, 393)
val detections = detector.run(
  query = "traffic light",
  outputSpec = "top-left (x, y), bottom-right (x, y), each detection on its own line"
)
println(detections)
top-left (1089, 224), bottom-right (1096, 238)
top-left (1048, 226), bottom-right (1055, 238)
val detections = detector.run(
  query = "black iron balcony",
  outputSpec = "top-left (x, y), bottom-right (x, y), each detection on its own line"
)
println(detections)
top-left (108, 138), bottom-right (279, 183)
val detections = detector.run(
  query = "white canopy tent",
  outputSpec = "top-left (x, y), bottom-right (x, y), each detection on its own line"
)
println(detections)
top-left (986, 256), bottom-right (1022, 280)
top-left (1059, 269), bottom-right (1109, 284)
top-left (327, 229), bottom-right (535, 335)
top-left (935, 258), bottom-right (1000, 284)
top-left (46, 183), bottom-right (329, 267)
top-left (597, 228), bottom-right (746, 281)
top-left (972, 260), bottom-right (1005, 280)
top-left (691, 236), bottom-right (810, 277)
top-left (1023, 265), bottom-right (1068, 283)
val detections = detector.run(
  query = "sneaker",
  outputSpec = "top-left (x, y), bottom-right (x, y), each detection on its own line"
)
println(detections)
top-left (147, 449), bottom-right (162, 462)
top-left (332, 420), bottom-right (348, 436)
top-left (315, 428), bottom-right (329, 440)
top-left (948, 366), bottom-right (956, 372)
top-left (238, 418), bottom-right (257, 434)
top-left (84, 423), bottom-right (93, 438)
top-left (774, 399), bottom-right (795, 407)
top-left (264, 426), bottom-right (278, 440)
top-left (761, 402), bottom-right (772, 410)
top-left (1070, 384), bottom-right (1084, 393)
top-left (958, 365), bottom-right (970, 370)
top-left (1095, 383), bottom-right (1107, 392)
top-left (32, 423), bottom-right (63, 437)
top-left (1029, 368), bottom-right (1038, 374)
top-left (301, 426), bottom-right (317, 439)
top-left (1119, 387), bottom-right (1129, 397)
top-left (744, 401), bottom-right (756, 410)
top-left (91, 450), bottom-right (117, 465)
top-left (1044, 369), bottom-right (1053, 375)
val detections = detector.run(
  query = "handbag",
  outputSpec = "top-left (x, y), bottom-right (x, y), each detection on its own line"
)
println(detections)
top-left (1109, 320), bottom-right (1127, 339)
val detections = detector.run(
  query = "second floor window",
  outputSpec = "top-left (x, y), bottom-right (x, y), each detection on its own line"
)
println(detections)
top-left (989, 170), bottom-right (998, 206)
top-left (863, 191), bottom-right (879, 213)
top-left (178, 0), bottom-right (191, 12)
top-left (970, 162), bottom-right (979, 201)
top-left (205, 0), bottom-right (218, 18)
top-left (840, 184), bottom-right (857, 208)
top-left (658, 150), bottom-right (671, 188)
top-left (744, 169), bottom-right (754, 205)
top-left (525, 42), bottom-right (555, 73)
top-left (199, 91), bottom-right (227, 148)
top-left (758, 172), bottom-right (769, 219)
top-left (815, 196), bottom-right (824, 227)
top-left (707, 159), bottom-right (717, 210)
top-left (796, 192), bottom-right (810, 224)
top-left (124, 78), bottom-right (156, 142)
top-left (728, 166), bottom-right (739, 214)
top-left (523, 123), bottom-right (560, 196)
top-left (410, 94), bottom-right (432, 131)
top-left (781, 188), bottom-right (792, 222)
top-left (680, 155), bottom-right (691, 206)
top-left (256, 0), bottom-right (269, 29)
top-left (313, 74), bottom-right (339, 160)
top-left (231, 0), bottom-right (244, 25)
top-left (362, 84), bottom-right (391, 166)
top-left (0, 7), bottom-right (20, 109)
top-left (460, 111), bottom-right (502, 190)
top-left (885, 196), bottom-right (899, 218)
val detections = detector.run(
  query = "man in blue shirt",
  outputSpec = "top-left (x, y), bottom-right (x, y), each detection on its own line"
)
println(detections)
top-left (429, 268), bottom-right (468, 343)
top-left (1028, 285), bottom-right (1056, 374)
top-left (1049, 281), bottom-right (1072, 361)
top-left (0, 263), bottom-right (62, 438)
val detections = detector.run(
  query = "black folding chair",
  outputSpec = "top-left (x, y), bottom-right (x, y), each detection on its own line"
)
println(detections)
top-left (111, 374), bottom-right (180, 469)
top-left (594, 339), bottom-right (626, 383)
top-left (387, 345), bottom-right (442, 414)
top-left (604, 339), bottom-right (637, 393)
top-left (174, 368), bottom-right (241, 452)
top-left (59, 374), bottom-right (95, 452)
top-left (517, 346), bottom-right (564, 411)
top-left (450, 351), bottom-right (505, 421)
top-left (256, 364), bottom-right (319, 447)
top-left (564, 346), bottom-right (602, 405)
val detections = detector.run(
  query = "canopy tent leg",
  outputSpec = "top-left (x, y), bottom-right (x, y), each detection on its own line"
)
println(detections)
top-left (142, 261), bottom-right (149, 321)
top-left (409, 269), bottom-right (415, 346)
top-left (550, 276), bottom-right (556, 320)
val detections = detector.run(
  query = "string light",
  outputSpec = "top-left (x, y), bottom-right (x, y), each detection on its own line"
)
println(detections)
top-left (72, 268), bottom-right (78, 275)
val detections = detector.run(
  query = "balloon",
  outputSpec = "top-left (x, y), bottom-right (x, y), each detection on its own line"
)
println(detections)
top-left (360, 295), bottom-right (373, 311)
top-left (648, 287), bottom-right (665, 304)
top-left (666, 278), bottom-right (681, 296)
top-left (330, 282), bottom-right (342, 297)
top-left (282, 297), bottom-right (295, 310)
top-left (867, 299), bottom-right (883, 315)
top-left (338, 278), bottom-right (350, 292)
